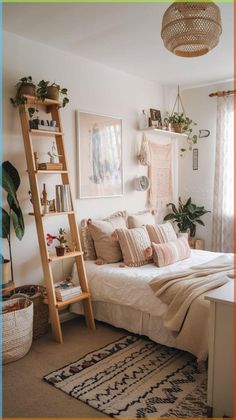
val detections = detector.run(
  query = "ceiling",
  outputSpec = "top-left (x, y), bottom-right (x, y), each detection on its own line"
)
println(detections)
top-left (3, 2), bottom-right (234, 87)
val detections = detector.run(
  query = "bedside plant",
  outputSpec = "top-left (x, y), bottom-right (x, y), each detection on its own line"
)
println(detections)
top-left (37, 80), bottom-right (69, 107)
top-left (0, 161), bottom-right (25, 284)
top-left (46, 228), bottom-right (67, 256)
top-left (164, 197), bottom-right (210, 238)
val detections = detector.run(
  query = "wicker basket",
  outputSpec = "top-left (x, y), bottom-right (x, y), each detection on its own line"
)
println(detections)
top-left (15, 285), bottom-right (49, 339)
top-left (2, 295), bottom-right (33, 364)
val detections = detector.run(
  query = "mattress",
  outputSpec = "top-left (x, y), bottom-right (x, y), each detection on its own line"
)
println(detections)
top-left (71, 249), bottom-right (222, 318)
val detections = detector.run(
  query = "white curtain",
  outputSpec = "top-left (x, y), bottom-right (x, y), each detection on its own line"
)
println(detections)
top-left (212, 95), bottom-right (234, 252)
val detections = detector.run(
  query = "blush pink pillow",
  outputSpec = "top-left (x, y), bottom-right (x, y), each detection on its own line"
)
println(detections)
top-left (152, 237), bottom-right (191, 267)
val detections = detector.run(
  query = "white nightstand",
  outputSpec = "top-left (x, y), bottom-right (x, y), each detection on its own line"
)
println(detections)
top-left (205, 282), bottom-right (234, 418)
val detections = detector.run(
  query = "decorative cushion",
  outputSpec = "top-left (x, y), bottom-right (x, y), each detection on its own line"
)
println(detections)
top-left (152, 237), bottom-right (191, 267)
top-left (146, 222), bottom-right (177, 244)
top-left (115, 226), bottom-right (152, 267)
top-left (88, 216), bottom-right (126, 263)
top-left (80, 210), bottom-right (128, 261)
top-left (128, 210), bottom-right (156, 228)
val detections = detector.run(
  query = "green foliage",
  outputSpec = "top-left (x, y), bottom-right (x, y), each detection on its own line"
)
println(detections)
top-left (164, 197), bottom-right (210, 237)
top-left (164, 112), bottom-right (198, 153)
top-left (1, 161), bottom-right (25, 263)
top-left (37, 80), bottom-right (69, 107)
top-left (10, 76), bottom-right (35, 107)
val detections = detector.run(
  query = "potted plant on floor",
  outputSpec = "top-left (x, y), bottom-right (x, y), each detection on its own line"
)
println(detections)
top-left (163, 197), bottom-right (210, 240)
top-left (46, 228), bottom-right (67, 256)
top-left (10, 76), bottom-right (36, 107)
top-left (1, 161), bottom-right (25, 285)
top-left (37, 80), bottom-right (69, 107)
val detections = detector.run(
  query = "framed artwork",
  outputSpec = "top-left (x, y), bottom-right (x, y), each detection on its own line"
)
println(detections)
top-left (76, 111), bottom-right (123, 198)
top-left (150, 108), bottom-right (162, 128)
top-left (193, 148), bottom-right (198, 170)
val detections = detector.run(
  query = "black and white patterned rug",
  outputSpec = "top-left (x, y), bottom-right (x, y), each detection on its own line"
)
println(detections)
top-left (44, 334), bottom-right (207, 418)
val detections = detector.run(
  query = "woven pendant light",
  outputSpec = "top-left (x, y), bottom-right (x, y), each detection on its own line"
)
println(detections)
top-left (161, 1), bottom-right (222, 58)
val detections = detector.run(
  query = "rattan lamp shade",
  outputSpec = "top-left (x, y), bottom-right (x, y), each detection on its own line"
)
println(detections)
top-left (161, 1), bottom-right (222, 58)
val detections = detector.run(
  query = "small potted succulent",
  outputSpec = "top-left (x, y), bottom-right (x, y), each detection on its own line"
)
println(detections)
top-left (46, 228), bottom-right (67, 256)
top-left (10, 76), bottom-right (36, 107)
top-left (37, 80), bottom-right (69, 107)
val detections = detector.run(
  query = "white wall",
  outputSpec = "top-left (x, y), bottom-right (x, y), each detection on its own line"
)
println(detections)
top-left (2, 30), bottom-right (164, 286)
top-left (178, 81), bottom-right (233, 250)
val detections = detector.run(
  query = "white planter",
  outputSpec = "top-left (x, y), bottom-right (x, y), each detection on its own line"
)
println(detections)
top-left (178, 232), bottom-right (189, 240)
top-left (2, 260), bottom-right (11, 286)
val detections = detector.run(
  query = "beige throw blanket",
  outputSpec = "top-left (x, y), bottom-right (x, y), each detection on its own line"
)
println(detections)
top-left (149, 255), bottom-right (234, 333)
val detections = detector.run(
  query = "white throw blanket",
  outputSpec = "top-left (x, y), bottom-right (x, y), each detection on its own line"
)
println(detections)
top-left (149, 255), bottom-right (234, 333)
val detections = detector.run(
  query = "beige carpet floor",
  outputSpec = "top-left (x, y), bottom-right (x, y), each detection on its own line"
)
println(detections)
top-left (3, 316), bottom-right (125, 418)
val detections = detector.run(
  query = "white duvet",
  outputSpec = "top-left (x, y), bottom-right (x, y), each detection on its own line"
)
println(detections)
top-left (72, 249), bottom-right (222, 318)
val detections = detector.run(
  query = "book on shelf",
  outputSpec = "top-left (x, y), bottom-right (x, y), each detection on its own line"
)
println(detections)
top-left (55, 184), bottom-right (73, 212)
top-left (38, 162), bottom-right (63, 171)
top-left (54, 281), bottom-right (82, 301)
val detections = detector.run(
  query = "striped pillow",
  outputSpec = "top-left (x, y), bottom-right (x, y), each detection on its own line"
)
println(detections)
top-left (152, 237), bottom-right (191, 267)
top-left (146, 222), bottom-right (177, 244)
top-left (115, 227), bottom-right (152, 267)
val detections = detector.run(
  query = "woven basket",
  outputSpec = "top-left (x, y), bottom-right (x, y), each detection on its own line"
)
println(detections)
top-left (2, 295), bottom-right (33, 364)
top-left (15, 285), bottom-right (49, 339)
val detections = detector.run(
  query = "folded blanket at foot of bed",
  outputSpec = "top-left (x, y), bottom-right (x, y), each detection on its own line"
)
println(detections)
top-left (149, 254), bottom-right (234, 361)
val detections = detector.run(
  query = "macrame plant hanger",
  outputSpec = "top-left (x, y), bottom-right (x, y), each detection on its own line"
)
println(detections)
top-left (171, 85), bottom-right (186, 117)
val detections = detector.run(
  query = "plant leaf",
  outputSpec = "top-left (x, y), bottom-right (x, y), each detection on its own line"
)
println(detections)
top-left (2, 161), bottom-right (20, 191)
top-left (1, 208), bottom-right (10, 239)
top-left (12, 208), bottom-right (25, 240)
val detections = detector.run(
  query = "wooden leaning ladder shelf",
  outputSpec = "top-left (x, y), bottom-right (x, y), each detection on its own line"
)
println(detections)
top-left (19, 95), bottom-right (95, 343)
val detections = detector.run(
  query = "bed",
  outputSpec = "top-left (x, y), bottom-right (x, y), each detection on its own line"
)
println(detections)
top-left (70, 249), bottom-right (232, 361)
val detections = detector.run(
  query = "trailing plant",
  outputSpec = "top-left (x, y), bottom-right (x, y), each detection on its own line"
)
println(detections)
top-left (164, 196), bottom-right (210, 237)
top-left (10, 76), bottom-right (35, 107)
top-left (46, 228), bottom-right (67, 248)
top-left (37, 80), bottom-right (69, 107)
top-left (0, 161), bottom-right (25, 281)
top-left (164, 112), bottom-right (198, 153)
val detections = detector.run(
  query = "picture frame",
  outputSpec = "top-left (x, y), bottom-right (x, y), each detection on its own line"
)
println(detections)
top-left (150, 108), bottom-right (162, 128)
top-left (76, 110), bottom-right (123, 199)
top-left (193, 148), bottom-right (198, 170)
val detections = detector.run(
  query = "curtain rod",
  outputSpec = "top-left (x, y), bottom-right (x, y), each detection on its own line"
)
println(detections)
top-left (209, 90), bottom-right (236, 98)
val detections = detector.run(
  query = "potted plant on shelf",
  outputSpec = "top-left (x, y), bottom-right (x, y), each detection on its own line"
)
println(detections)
top-left (37, 80), bottom-right (69, 107)
top-left (46, 228), bottom-right (67, 257)
top-left (0, 161), bottom-right (25, 285)
top-left (163, 197), bottom-right (210, 239)
top-left (164, 112), bottom-right (198, 151)
top-left (10, 76), bottom-right (36, 107)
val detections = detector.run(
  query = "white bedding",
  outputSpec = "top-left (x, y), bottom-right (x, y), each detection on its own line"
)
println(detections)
top-left (72, 249), bottom-right (222, 318)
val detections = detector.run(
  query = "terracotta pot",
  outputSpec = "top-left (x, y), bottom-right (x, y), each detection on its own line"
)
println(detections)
top-left (2, 260), bottom-right (11, 286)
top-left (46, 86), bottom-right (59, 101)
top-left (171, 123), bottom-right (183, 133)
top-left (19, 83), bottom-right (36, 97)
top-left (55, 246), bottom-right (65, 257)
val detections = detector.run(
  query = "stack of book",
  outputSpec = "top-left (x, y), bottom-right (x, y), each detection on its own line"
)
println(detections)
top-left (55, 184), bottom-right (73, 212)
top-left (54, 281), bottom-right (82, 301)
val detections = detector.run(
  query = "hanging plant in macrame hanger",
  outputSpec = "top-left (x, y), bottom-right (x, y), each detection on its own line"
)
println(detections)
top-left (164, 86), bottom-right (198, 155)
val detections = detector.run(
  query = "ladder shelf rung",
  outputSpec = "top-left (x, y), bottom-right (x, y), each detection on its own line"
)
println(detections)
top-left (36, 170), bottom-right (68, 174)
top-left (23, 94), bottom-right (61, 106)
top-left (30, 129), bottom-right (63, 137)
top-left (48, 251), bottom-right (83, 262)
top-left (43, 292), bottom-right (91, 308)
top-left (28, 211), bottom-right (75, 217)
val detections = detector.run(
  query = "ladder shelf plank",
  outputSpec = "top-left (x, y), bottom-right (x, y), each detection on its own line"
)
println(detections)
top-left (44, 292), bottom-right (91, 308)
top-left (28, 211), bottom-right (75, 217)
top-left (30, 129), bottom-right (64, 137)
top-left (23, 94), bottom-right (61, 106)
top-left (48, 251), bottom-right (83, 262)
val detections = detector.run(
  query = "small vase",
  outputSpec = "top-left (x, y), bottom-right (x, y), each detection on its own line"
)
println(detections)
top-left (55, 246), bottom-right (65, 257)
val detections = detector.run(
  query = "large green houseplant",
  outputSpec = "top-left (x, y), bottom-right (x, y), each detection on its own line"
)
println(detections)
top-left (164, 197), bottom-right (210, 237)
top-left (1, 161), bottom-right (25, 284)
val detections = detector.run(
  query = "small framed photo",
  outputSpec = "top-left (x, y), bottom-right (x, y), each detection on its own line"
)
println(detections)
top-left (150, 109), bottom-right (162, 128)
top-left (193, 148), bottom-right (198, 170)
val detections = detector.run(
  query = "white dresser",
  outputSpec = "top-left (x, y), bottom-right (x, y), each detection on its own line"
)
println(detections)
top-left (205, 281), bottom-right (234, 418)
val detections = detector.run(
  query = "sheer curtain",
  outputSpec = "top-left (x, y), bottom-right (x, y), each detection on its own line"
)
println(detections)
top-left (212, 95), bottom-right (234, 252)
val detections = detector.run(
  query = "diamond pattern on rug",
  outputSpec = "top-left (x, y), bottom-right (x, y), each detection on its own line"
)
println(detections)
top-left (44, 334), bottom-right (207, 418)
